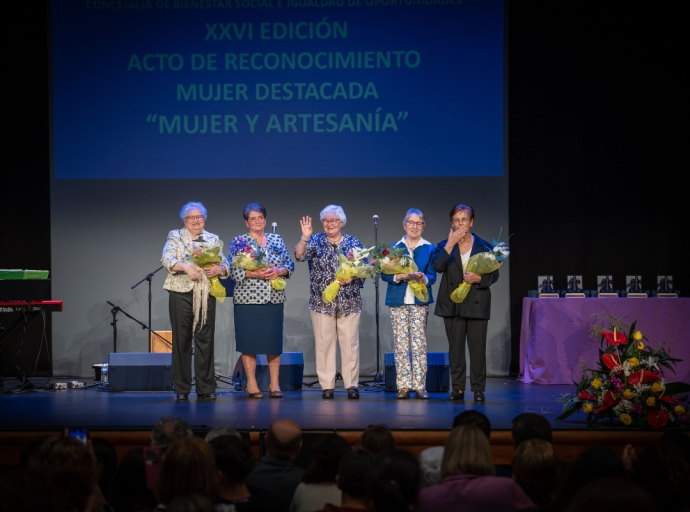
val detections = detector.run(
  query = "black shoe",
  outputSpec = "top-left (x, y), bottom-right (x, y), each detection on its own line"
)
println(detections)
top-left (322, 389), bottom-right (335, 399)
top-left (474, 391), bottom-right (485, 402)
top-left (347, 387), bottom-right (360, 399)
top-left (416, 389), bottom-right (430, 399)
top-left (448, 390), bottom-right (465, 401)
top-left (198, 393), bottom-right (217, 401)
top-left (396, 388), bottom-right (410, 399)
top-left (175, 393), bottom-right (189, 401)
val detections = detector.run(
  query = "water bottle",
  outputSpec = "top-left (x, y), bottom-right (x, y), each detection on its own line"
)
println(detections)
top-left (101, 360), bottom-right (109, 383)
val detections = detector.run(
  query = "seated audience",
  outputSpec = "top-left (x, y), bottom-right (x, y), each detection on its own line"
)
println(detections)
top-left (151, 416), bottom-right (193, 451)
top-left (315, 448), bottom-right (374, 512)
top-left (167, 493), bottom-right (217, 512)
top-left (291, 433), bottom-right (351, 512)
top-left (562, 477), bottom-right (656, 512)
top-left (355, 424), bottom-right (396, 456)
top-left (511, 439), bottom-right (560, 510)
top-left (246, 418), bottom-right (305, 512)
top-left (154, 436), bottom-right (218, 508)
top-left (92, 437), bottom-right (118, 508)
top-left (205, 427), bottom-right (243, 443)
top-left (369, 449), bottom-right (421, 512)
top-left (630, 440), bottom-right (690, 512)
top-left (416, 424), bottom-right (536, 512)
top-left (110, 448), bottom-right (157, 512)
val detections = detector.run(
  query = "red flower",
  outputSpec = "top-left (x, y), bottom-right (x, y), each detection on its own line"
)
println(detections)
top-left (601, 353), bottom-right (621, 372)
top-left (594, 390), bottom-right (621, 414)
top-left (659, 396), bottom-right (676, 405)
top-left (578, 390), bottom-right (597, 401)
top-left (627, 370), bottom-right (661, 386)
top-left (382, 248), bottom-right (390, 256)
top-left (601, 331), bottom-right (628, 346)
top-left (647, 409), bottom-right (670, 429)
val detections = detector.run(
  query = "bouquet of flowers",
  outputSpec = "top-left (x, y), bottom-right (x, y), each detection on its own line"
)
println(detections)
top-left (450, 233), bottom-right (510, 303)
top-left (556, 313), bottom-right (690, 429)
top-left (370, 243), bottom-right (428, 302)
top-left (322, 247), bottom-right (377, 304)
top-left (228, 237), bottom-right (286, 290)
top-left (191, 241), bottom-right (226, 303)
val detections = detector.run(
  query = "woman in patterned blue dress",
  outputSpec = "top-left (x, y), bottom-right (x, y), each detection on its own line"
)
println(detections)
top-left (228, 203), bottom-right (294, 398)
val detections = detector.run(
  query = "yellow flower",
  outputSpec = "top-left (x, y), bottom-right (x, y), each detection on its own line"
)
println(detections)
top-left (637, 341), bottom-right (644, 350)
top-left (633, 330), bottom-right (643, 341)
top-left (646, 397), bottom-right (656, 407)
top-left (623, 389), bottom-right (633, 400)
top-left (591, 378), bottom-right (602, 390)
top-left (675, 405), bottom-right (685, 416)
top-left (620, 414), bottom-right (632, 425)
top-left (583, 403), bottom-right (594, 413)
top-left (651, 383), bottom-right (662, 393)
top-left (627, 357), bottom-right (640, 367)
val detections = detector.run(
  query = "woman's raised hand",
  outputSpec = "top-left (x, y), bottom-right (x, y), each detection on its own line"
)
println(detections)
top-left (300, 216), bottom-right (313, 238)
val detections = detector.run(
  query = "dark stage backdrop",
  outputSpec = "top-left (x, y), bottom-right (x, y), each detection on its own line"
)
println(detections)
top-left (2, 2), bottom-right (685, 380)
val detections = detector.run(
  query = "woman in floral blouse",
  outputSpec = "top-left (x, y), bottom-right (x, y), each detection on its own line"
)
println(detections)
top-left (228, 203), bottom-right (294, 398)
top-left (294, 205), bottom-right (364, 400)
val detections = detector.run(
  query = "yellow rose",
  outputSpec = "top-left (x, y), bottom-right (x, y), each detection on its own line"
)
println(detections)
top-left (623, 389), bottom-right (633, 400)
top-left (651, 383), bottom-right (662, 393)
top-left (583, 403), bottom-right (594, 413)
top-left (646, 397), bottom-right (656, 407)
top-left (636, 341), bottom-right (644, 350)
top-left (627, 357), bottom-right (640, 367)
top-left (591, 378), bottom-right (602, 390)
top-left (674, 405), bottom-right (685, 415)
top-left (633, 330), bottom-right (643, 341)
top-left (620, 414), bottom-right (632, 425)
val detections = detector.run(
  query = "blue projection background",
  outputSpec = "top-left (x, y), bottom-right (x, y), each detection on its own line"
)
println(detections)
top-left (51, 1), bottom-right (504, 179)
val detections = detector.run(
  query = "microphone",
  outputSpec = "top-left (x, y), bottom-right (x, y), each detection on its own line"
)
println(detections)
top-left (107, 301), bottom-right (120, 311)
top-left (373, 214), bottom-right (379, 226)
top-left (272, 222), bottom-right (277, 234)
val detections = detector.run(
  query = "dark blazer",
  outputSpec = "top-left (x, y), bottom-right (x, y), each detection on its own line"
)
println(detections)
top-left (431, 234), bottom-right (499, 319)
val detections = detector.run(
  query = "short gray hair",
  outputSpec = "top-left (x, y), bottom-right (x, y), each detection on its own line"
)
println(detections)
top-left (320, 205), bottom-right (347, 225)
top-left (403, 208), bottom-right (425, 228)
top-left (179, 201), bottom-right (208, 221)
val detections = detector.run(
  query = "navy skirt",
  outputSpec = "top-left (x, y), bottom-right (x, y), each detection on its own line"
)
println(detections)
top-left (234, 303), bottom-right (284, 355)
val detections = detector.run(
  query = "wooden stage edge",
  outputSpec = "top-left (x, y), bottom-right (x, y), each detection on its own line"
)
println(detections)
top-left (0, 429), bottom-right (665, 467)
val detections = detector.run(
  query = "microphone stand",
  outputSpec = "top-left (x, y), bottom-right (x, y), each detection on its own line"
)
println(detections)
top-left (107, 301), bottom-right (169, 354)
top-left (363, 215), bottom-right (383, 387)
top-left (131, 266), bottom-right (164, 349)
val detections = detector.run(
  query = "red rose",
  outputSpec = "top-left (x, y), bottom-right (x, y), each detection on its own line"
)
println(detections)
top-left (647, 409), bottom-right (670, 429)
top-left (602, 331), bottom-right (628, 346)
top-left (382, 248), bottom-right (390, 256)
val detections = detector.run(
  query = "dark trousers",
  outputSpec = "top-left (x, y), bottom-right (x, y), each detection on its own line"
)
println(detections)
top-left (443, 316), bottom-right (488, 392)
top-left (168, 290), bottom-right (216, 395)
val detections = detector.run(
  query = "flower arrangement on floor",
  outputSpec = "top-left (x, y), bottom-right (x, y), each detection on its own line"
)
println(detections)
top-left (228, 236), bottom-right (286, 290)
top-left (369, 243), bottom-right (428, 302)
top-left (449, 232), bottom-right (510, 303)
top-left (322, 247), bottom-right (377, 303)
top-left (556, 312), bottom-right (690, 429)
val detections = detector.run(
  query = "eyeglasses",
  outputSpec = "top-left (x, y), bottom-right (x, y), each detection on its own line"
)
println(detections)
top-left (451, 217), bottom-right (471, 224)
top-left (322, 219), bottom-right (341, 225)
top-left (405, 221), bottom-right (424, 227)
top-left (185, 215), bottom-right (205, 221)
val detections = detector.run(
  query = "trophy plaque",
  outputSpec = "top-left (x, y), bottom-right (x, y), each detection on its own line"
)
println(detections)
top-left (538, 275), bottom-right (559, 298)
top-left (626, 275), bottom-right (647, 298)
top-left (656, 275), bottom-right (678, 298)
top-left (565, 275), bottom-right (585, 298)
top-left (596, 275), bottom-right (618, 297)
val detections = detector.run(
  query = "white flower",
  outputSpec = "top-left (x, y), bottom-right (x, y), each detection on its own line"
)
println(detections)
top-left (643, 356), bottom-right (659, 371)
top-left (622, 360), bottom-right (632, 377)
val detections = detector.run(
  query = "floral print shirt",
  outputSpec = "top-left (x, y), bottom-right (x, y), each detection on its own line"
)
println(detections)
top-left (228, 233), bottom-right (295, 305)
top-left (298, 232), bottom-right (364, 315)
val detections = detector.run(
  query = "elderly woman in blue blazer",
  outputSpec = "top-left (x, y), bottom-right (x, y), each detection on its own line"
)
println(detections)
top-left (381, 208), bottom-right (437, 399)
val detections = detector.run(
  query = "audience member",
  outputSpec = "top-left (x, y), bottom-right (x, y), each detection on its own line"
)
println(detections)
top-left (291, 433), bottom-right (351, 512)
top-left (154, 436), bottom-right (218, 508)
top-left (550, 446), bottom-right (625, 512)
top-left (369, 449), bottom-right (421, 512)
top-left (511, 439), bottom-right (560, 510)
top-left (151, 416), bottom-right (193, 450)
top-left (630, 440), bottom-right (690, 512)
top-left (418, 410), bottom-right (492, 486)
top-left (205, 427), bottom-right (243, 443)
top-left (416, 425), bottom-right (536, 512)
top-left (315, 448), bottom-right (374, 512)
top-left (110, 448), bottom-right (157, 512)
top-left (19, 434), bottom-right (51, 468)
top-left (354, 424), bottom-right (396, 456)
top-left (562, 477), bottom-right (656, 512)
top-left (511, 413), bottom-right (553, 447)
top-left (92, 437), bottom-right (118, 507)
top-left (166, 493), bottom-right (217, 512)
top-left (246, 418), bottom-right (305, 512)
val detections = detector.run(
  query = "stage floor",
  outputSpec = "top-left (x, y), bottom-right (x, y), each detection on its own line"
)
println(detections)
top-left (0, 376), bottom-right (585, 432)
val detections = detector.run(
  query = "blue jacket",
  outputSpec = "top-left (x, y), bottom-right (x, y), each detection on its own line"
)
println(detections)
top-left (381, 239), bottom-right (437, 307)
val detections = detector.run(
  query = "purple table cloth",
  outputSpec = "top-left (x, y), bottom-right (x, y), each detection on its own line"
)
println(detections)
top-left (519, 297), bottom-right (690, 384)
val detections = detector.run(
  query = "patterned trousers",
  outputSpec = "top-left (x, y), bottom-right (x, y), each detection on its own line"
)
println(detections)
top-left (390, 304), bottom-right (428, 390)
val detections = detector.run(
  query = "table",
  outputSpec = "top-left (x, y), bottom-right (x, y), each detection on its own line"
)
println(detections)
top-left (518, 297), bottom-right (690, 384)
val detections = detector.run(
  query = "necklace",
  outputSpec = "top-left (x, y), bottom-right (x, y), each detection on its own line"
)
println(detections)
top-left (327, 234), bottom-right (343, 244)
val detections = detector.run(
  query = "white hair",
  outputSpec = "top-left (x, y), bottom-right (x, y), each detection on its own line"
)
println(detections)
top-left (179, 201), bottom-right (208, 220)
top-left (403, 208), bottom-right (425, 228)
top-left (320, 204), bottom-right (347, 225)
